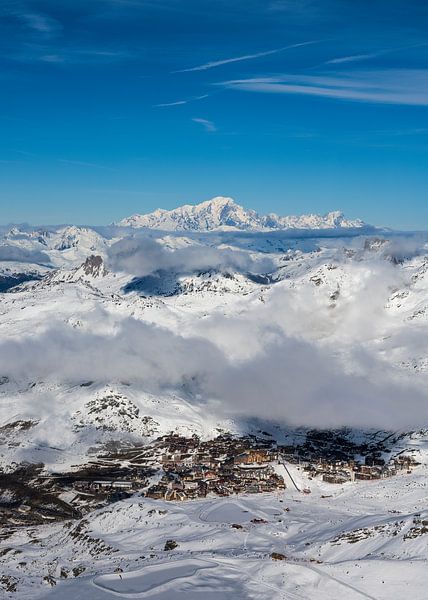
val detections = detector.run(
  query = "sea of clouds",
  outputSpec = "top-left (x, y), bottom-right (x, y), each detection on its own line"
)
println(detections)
top-left (1, 230), bottom-right (428, 431)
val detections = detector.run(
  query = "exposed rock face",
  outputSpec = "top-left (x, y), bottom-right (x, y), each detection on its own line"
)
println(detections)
top-left (81, 255), bottom-right (107, 278)
top-left (72, 391), bottom-right (159, 436)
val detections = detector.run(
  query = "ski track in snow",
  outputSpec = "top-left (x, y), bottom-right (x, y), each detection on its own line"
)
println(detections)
top-left (3, 468), bottom-right (427, 600)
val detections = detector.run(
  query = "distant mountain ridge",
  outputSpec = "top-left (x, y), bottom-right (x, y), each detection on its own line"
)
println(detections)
top-left (117, 196), bottom-right (367, 231)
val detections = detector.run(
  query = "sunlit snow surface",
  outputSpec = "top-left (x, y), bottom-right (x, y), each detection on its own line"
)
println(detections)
top-left (1, 212), bottom-right (428, 598)
top-left (2, 464), bottom-right (427, 599)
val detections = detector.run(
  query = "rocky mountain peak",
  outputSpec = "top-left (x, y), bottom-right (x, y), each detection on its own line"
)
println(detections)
top-left (117, 197), bottom-right (367, 232)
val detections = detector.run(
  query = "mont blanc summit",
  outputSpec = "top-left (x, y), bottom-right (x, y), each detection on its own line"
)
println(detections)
top-left (117, 197), bottom-right (366, 231)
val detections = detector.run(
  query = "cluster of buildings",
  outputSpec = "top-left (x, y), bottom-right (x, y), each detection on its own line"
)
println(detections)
top-left (2, 434), bottom-right (420, 531)
top-left (73, 479), bottom-right (139, 499)
top-left (295, 451), bottom-right (420, 484)
top-left (145, 434), bottom-right (285, 500)
top-left (65, 433), bottom-right (420, 506)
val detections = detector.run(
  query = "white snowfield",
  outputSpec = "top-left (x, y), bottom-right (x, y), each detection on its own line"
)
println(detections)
top-left (2, 465), bottom-right (427, 599)
top-left (0, 198), bottom-right (428, 598)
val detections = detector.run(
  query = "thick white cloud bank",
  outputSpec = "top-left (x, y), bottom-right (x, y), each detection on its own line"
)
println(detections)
top-left (107, 235), bottom-right (275, 277)
top-left (1, 229), bottom-right (428, 434)
top-left (0, 243), bottom-right (50, 264)
top-left (0, 309), bottom-right (426, 430)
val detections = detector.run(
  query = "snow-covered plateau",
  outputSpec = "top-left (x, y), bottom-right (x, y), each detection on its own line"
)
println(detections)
top-left (0, 198), bottom-right (427, 599)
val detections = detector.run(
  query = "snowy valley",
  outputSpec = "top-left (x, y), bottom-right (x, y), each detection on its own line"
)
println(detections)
top-left (0, 198), bottom-right (427, 599)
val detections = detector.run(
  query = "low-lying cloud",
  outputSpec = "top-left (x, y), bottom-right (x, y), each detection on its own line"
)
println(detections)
top-left (0, 243), bottom-right (50, 264)
top-left (0, 303), bottom-right (427, 430)
top-left (1, 231), bottom-right (428, 433)
top-left (108, 236), bottom-right (274, 277)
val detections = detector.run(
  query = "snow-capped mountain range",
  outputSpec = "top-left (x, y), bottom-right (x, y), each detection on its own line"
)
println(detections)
top-left (0, 206), bottom-right (427, 463)
top-left (1, 201), bottom-right (427, 600)
top-left (117, 196), bottom-right (367, 231)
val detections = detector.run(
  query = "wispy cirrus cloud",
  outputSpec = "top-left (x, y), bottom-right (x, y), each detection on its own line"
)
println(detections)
top-left (21, 11), bottom-right (62, 35)
top-left (154, 94), bottom-right (210, 108)
top-left (324, 52), bottom-right (381, 65)
top-left (155, 99), bottom-right (188, 107)
top-left (9, 46), bottom-right (132, 65)
top-left (58, 159), bottom-right (115, 170)
top-left (39, 54), bottom-right (64, 63)
top-left (192, 117), bottom-right (216, 132)
top-left (0, 3), bottom-right (133, 65)
top-left (0, 3), bottom-right (62, 37)
top-left (219, 69), bottom-right (428, 106)
top-left (175, 40), bottom-right (317, 73)
top-left (323, 42), bottom-right (428, 66)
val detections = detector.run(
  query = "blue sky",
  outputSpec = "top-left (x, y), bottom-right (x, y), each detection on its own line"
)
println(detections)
top-left (1, 0), bottom-right (428, 228)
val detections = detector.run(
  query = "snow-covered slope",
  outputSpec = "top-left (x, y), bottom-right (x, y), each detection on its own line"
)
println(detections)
top-left (0, 225), bottom-right (111, 271)
top-left (1, 228), bottom-right (428, 467)
top-left (1, 459), bottom-right (427, 599)
top-left (117, 196), bottom-right (367, 231)
top-left (1, 218), bottom-right (428, 600)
